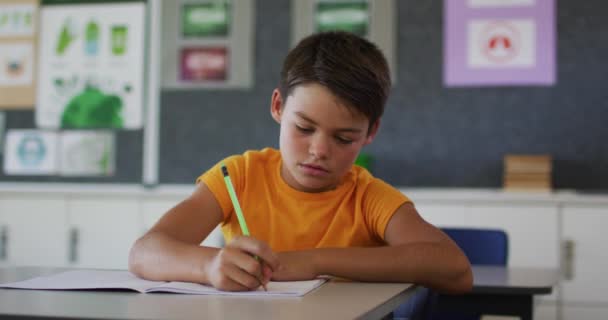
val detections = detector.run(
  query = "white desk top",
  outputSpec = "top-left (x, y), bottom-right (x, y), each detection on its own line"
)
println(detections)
top-left (0, 267), bottom-right (417, 320)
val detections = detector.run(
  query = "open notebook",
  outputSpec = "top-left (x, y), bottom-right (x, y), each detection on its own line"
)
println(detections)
top-left (0, 270), bottom-right (327, 297)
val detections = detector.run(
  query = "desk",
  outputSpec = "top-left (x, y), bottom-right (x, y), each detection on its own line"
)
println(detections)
top-left (436, 266), bottom-right (559, 320)
top-left (0, 267), bottom-right (418, 320)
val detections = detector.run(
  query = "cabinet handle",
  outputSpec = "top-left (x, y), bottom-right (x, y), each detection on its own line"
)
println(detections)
top-left (69, 228), bottom-right (79, 264)
top-left (562, 239), bottom-right (575, 281)
top-left (0, 225), bottom-right (7, 260)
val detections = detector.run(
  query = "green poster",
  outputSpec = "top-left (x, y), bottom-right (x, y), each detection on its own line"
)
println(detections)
top-left (181, 1), bottom-right (230, 37)
top-left (315, 1), bottom-right (369, 37)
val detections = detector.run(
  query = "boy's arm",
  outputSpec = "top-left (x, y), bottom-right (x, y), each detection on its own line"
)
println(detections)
top-left (272, 203), bottom-right (473, 294)
top-left (128, 183), bottom-right (279, 291)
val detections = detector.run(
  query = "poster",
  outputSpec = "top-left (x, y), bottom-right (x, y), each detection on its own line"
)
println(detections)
top-left (180, 46), bottom-right (228, 81)
top-left (0, 0), bottom-right (38, 109)
top-left (0, 43), bottom-right (34, 86)
top-left (0, 3), bottom-right (35, 37)
top-left (59, 130), bottom-right (115, 176)
top-left (3, 129), bottom-right (58, 175)
top-left (444, 0), bottom-right (555, 87)
top-left (161, 0), bottom-right (254, 89)
top-left (181, 1), bottom-right (230, 37)
top-left (36, 2), bottom-right (145, 129)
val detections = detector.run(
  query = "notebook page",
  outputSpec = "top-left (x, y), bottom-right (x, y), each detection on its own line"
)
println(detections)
top-left (149, 278), bottom-right (327, 296)
top-left (0, 270), bottom-right (327, 297)
top-left (0, 270), bottom-right (165, 293)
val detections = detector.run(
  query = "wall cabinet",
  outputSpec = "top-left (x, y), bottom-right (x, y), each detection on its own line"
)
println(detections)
top-left (67, 197), bottom-right (141, 269)
top-left (0, 196), bottom-right (69, 267)
top-left (561, 205), bottom-right (608, 308)
top-left (415, 201), bottom-right (559, 269)
top-left (1, 186), bottom-right (607, 319)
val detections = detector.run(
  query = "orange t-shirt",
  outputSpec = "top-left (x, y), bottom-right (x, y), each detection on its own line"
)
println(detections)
top-left (197, 148), bottom-right (410, 251)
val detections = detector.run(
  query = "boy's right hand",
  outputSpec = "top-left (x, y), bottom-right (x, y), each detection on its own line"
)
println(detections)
top-left (205, 236), bottom-right (280, 291)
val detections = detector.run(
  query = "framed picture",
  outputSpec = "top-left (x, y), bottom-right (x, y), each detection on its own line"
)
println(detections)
top-left (162, 0), bottom-right (253, 89)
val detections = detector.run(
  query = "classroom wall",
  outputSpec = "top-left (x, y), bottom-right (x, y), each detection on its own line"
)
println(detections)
top-left (159, 0), bottom-right (608, 190)
top-left (1, 0), bottom-right (607, 189)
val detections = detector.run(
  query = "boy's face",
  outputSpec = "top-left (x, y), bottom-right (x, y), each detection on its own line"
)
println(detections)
top-left (270, 83), bottom-right (378, 193)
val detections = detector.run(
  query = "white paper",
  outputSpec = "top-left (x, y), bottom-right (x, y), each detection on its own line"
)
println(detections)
top-left (0, 43), bottom-right (34, 86)
top-left (0, 4), bottom-right (36, 37)
top-left (468, 19), bottom-right (536, 69)
top-left (0, 270), bottom-right (327, 297)
top-left (468, 0), bottom-right (535, 8)
top-left (3, 129), bottom-right (59, 175)
top-left (59, 130), bottom-right (115, 176)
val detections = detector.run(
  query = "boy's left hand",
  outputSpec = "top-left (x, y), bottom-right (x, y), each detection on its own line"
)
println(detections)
top-left (271, 250), bottom-right (318, 281)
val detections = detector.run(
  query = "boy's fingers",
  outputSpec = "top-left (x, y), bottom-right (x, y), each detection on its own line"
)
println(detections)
top-left (229, 237), bottom-right (280, 271)
top-left (262, 264), bottom-right (273, 282)
top-left (225, 264), bottom-right (265, 290)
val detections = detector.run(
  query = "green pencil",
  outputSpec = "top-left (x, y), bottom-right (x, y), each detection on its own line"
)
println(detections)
top-left (220, 163), bottom-right (267, 291)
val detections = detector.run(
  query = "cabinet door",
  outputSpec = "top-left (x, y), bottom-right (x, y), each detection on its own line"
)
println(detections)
top-left (0, 196), bottom-right (69, 267)
top-left (141, 198), bottom-right (224, 248)
top-left (67, 197), bottom-right (140, 269)
top-left (466, 204), bottom-right (559, 269)
top-left (413, 202), bottom-right (467, 228)
top-left (562, 205), bottom-right (608, 304)
top-left (562, 306), bottom-right (608, 319)
top-left (467, 204), bottom-right (560, 304)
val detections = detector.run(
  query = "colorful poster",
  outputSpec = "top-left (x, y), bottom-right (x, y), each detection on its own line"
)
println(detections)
top-left (59, 130), bottom-right (115, 176)
top-left (444, 0), bottom-right (555, 86)
top-left (36, 2), bottom-right (145, 129)
top-left (180, 46), bottom-right (228, 81)
top-left (3, 129), bottom-right (59, 175)
top-left (181, 1), bottom-right (230, 37)
top-left (0, 0), bottom-right (38, 109)
top-left (315, 0), bottom-right (369, 37)
top-left (0, 42), bottom-right (33, 86)
top-left (0, 3), bottom-right (35, 37)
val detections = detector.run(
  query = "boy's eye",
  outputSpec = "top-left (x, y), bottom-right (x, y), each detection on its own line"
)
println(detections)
top-left (296, 125), bottom-right (313, 133)
top-left (335, 136), bottom-right (354, 144)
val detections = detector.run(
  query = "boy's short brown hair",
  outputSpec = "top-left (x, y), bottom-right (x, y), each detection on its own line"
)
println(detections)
top-left (279, 31), bottom-right (391, 131)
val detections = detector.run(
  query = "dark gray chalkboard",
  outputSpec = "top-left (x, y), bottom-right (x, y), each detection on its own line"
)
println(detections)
top-left (0, 0), bottom-right (144, 184)
top-left (0, 111), bottom-right (142, 183)
top-left (2, 1), bottom-right (607, 189)
top-left (159, 0), bottom-right (608, 190)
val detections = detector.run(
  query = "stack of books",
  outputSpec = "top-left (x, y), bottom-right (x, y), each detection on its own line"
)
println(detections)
top-left (503, 154), bottom-right (552, 191)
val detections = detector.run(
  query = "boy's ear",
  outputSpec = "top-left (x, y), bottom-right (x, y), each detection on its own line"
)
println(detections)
top-left (364, 120), bottom-right (380, 145)
top-left (270, 89), bottom-right (283, 124)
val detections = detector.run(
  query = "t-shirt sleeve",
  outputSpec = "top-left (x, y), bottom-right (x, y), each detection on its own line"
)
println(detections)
top-left (196, 155), bottom-right (245, 224)
top-left (362, 178), bottom-right (412, 242)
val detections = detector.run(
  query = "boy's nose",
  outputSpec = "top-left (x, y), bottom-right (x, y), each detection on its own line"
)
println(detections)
top-left (309, 135), bottom-right (330, 159)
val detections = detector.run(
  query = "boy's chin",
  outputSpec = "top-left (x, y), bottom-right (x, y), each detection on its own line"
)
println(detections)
top-left (295, 177), bottom-right (336, 193)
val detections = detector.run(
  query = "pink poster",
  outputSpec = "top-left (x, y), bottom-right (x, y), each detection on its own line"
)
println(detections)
top-left (180, 47), bottom-right (228, 81)
top-left (444, 0), bottom-right (555, 87)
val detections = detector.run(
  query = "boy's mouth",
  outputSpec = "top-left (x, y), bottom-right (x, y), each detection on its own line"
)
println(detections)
top-left (299, 163), bottom-right (329, 176)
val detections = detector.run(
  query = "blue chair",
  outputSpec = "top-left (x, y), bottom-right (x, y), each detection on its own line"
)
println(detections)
top-left (392, 286), bottom-right (435, 320)
top-left (392, 227), bottom-right (509, 320)
top-left (430, 227), bottom-right (509, 320)
top-left (442, 227), bottom-right (508, 266)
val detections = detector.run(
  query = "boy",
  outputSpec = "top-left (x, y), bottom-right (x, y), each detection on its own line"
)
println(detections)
top-left (129, 31), bottom-right (472, 293)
